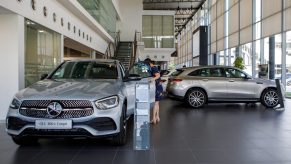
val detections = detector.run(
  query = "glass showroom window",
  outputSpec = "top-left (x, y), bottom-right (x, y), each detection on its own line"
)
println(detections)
top-left (142, 15), bottom-right (174, 48)
top-left (255, 40), bottom-right (261, 78)
top-left (261, 35), bottom-right (282, 80)
top-left (263, 37), bottom-right (270, 66)
top-left (219, 50), bottom-right (225, 65)
top-left (230, 47), bottom-right (236, 66)
top-left (274, 34), bottom-right (282, 80)
top-left (78, 0), bottom-right (117, 37)
top-left (25, 20), bottom-right (61, 87)
top-left (241, 43), bottom-right (252, 75)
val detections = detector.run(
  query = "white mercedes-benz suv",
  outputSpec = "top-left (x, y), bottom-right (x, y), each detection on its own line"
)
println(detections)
top-left (6, 59), bottom-right (155, 146)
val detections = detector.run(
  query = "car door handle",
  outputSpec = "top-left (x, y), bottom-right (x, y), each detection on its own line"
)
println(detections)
top-left (256, 82), bottom-right (263, 84)
top-left (202, 79), bottom-right (208, 81)
top-left (229, 80), bottom-right (235, 82)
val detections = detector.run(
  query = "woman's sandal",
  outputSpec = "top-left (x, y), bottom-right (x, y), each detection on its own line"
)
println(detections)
top-left (156, 117), bottom-right (160, 123)
top-left (150, 120), bottom-right (156, 124)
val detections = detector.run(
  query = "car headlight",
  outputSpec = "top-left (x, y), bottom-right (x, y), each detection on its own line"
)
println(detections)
top-left (9, 98), bottom-right (21, 109)
top-left (95, 96), bottom-right (119, 110)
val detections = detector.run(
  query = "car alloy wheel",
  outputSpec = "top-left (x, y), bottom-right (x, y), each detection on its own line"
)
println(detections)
top-left (112, 104), bottom-right (127, 146)
top-left (187, 89), bottom-right (206, 108)
top-left (262, 89), bottom-right (279, 108)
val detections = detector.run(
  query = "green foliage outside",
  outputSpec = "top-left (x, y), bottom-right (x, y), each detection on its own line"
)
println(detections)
top-left (233, 56), bottom-right (245, 70)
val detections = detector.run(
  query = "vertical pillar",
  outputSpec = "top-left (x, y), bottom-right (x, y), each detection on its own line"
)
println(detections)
top-left (260, 38), bottom-right (264, 64)
top-left (228, 49), bottom-right (232, 66)
top-left (224, 50), bottom-right (227, 66)
top-left (235, 47), bottom-right (240, 57)
top-left (0, 14), bottom-right (25, 120)
top-left (281, 0), bottom-right (286, 87)
top-left (213, 53), bottom-right (217, 65)
top-left (61, 35), bottom-right (64, 62)
top-left (282, 32), bottom-right (286, 86)
top-left (252, 41), bottom-right (257, 77)
top-left (91, 50), bottom-right (96, 59)
top-left (269, 36), bottom-right (275, 79)
top-left (252, 0), bottom-right (257, 77)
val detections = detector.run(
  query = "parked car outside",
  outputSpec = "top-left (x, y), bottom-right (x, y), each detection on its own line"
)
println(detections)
top-left (6, 59), bottom-right (155, 146)
top-left (167, 66), bottom-right (284, 108)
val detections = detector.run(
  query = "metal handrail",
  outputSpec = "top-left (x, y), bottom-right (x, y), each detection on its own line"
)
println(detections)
top-left (130, 31), bottom-right (141, 66)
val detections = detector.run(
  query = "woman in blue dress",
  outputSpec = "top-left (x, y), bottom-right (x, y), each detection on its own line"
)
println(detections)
top-left (144, 58), bottom-right (163, 124)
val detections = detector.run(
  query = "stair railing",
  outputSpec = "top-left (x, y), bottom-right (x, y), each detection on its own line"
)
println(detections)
top-left (104, 30), bottom-right (120, 59)
top-left (130, 31), bottom-right (141, 67)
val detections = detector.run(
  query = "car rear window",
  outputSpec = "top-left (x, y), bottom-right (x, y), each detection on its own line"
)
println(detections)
top-left (171, 69), bottom-right (184, 76)
top-left (160, 70), bottom-right (170, 76)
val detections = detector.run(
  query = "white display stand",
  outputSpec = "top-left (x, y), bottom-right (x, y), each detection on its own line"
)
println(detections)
top-left (133, 82), bottom-right (150, 150)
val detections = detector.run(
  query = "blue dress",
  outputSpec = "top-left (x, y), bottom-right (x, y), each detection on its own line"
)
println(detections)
top-left (151, 66), bottom-right (163, 101)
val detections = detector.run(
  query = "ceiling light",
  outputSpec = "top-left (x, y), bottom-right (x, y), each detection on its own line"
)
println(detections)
top-left (26, 21), bottom-right (35, 25)
top-left (38, 30), bottom-right (44, 33)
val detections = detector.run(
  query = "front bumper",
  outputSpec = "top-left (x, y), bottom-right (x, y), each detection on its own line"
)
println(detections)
top-left (6, 102), bottom-right (122, 138)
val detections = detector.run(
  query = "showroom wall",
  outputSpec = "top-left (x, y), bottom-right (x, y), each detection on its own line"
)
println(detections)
top-left (116, 0), bottom-right (143, 41)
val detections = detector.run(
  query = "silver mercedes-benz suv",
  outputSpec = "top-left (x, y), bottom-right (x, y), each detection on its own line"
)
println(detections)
top-left (6, 59), bottom-right (155, 146)
top-left (167, 66), bottom-right (284, 108)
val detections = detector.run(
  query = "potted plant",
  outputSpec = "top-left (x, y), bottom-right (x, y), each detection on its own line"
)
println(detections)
top-left (233, 56), bottom-right (245, 70)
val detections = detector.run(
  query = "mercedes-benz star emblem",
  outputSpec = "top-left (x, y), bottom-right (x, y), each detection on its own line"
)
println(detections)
top-left (47, 102), bottom-right (63, 118)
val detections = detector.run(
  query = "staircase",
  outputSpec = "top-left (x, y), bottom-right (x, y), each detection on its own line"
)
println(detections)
top-left (115, 42), bottom-right (133, 69)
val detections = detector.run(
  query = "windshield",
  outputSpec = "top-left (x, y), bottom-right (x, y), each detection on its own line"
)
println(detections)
top-left (50, 61), bottom-right (118, 79)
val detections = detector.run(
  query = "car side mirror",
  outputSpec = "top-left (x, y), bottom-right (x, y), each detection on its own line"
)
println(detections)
top-left (40, 73), bottom-right (48, 80)
top-left (124, 74), bottom-right (142, 82)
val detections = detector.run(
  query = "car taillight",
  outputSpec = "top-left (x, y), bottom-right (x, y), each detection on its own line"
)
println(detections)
top-left (172, 79), bottom-right (182, 83)
top-left (161, 79), bottom-right (167, 83)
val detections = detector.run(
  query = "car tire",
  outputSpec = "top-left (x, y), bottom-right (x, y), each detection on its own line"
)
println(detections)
top-left (261, 88), bottom-right (280, 108)
top-left (112, 104), bottom-right (127, 146)
top-left (186, 88), bottom-right (207, 108)
top-left (12, 136), bottom-right (38, 146)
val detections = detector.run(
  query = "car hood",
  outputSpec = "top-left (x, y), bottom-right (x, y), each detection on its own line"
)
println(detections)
top-left (15, 79), bottom-right (121, 101)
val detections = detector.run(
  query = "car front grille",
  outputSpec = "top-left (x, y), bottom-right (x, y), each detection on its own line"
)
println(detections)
top-left (19, 100), bottom-right (94, 119)
top-left (21, 100), bottom-right (93, 108)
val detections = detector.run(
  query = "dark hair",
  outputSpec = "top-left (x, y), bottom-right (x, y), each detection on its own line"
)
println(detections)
top-left (144, 58), bottom-right (154, 65)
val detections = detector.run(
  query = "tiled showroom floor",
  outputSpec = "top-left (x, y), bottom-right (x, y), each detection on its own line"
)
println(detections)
top-left (1, 98), bottom-right (291, 164)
